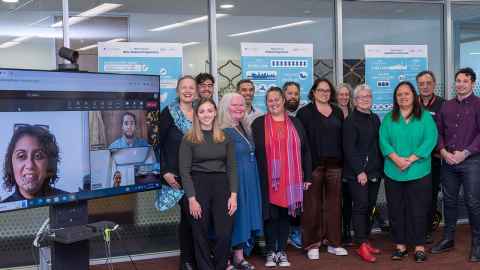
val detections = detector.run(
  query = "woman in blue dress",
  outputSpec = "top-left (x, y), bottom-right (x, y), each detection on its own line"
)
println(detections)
top-left (218, 92), bottom-right (263, 270)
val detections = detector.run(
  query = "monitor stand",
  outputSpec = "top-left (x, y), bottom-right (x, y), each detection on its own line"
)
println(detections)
top-left (49, 201), bottom-right (89, 270)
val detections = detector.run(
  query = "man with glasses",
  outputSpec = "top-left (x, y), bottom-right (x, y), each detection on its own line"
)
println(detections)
top-left (431, 67), bottom-right (480, 262)
top-left (416, 70), bottom-right (445, 244)
top-left (195, 73), bottom-right (215, 99)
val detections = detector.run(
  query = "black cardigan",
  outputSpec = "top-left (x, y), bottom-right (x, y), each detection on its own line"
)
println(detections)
top-left (251, 115), bottom-right (312, 220)
top-left (158, 107), bottom-right (185, 180)
top-left (342, 109), bottom-right (383, 180)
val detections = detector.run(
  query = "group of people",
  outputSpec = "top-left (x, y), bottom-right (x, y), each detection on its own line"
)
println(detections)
top-left (158, 68), bottom-right (480, 270)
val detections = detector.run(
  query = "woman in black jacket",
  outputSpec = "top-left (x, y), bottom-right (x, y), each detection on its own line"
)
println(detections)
top-left (158, 75), bottom-right (197, 270)
top-left (251, 87), bottom-right (312, 268)
top-left (342, 84), bottom-right (383, 263)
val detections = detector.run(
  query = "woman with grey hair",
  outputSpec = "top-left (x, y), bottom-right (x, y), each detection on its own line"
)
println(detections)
top-left (218, 93), bottom-right (263, 270)
top-left (343, 84), bottom-right (383, 262)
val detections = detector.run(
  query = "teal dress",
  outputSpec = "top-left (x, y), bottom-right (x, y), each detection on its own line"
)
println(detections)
top-left (224, 127), bottom-right (263, 249)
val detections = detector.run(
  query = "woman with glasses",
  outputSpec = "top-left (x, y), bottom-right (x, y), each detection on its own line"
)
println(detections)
top-left (342, 84), bottom-right (383, 262)
top-left (297, 78), bottom-right (347, 259)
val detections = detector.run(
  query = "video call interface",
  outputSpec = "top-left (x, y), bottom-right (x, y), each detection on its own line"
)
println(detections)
top-left (0, 69), bottom-right (161, 212)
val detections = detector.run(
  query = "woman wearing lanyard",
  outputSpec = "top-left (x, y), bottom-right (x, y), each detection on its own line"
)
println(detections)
top-left (379, 81), bottom-right (437, 263)
top-left (179, 97), bottom-right (238, 270)
top-left (218, 93), bottom-right (263, 270)
top-left (251, 87), bottom-right (312, 268)
top-left (158, 75), bottom-right (196, 270)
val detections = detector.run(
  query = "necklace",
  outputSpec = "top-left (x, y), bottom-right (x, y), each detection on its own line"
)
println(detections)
top-left (233, 125), bottom-right (256, 162)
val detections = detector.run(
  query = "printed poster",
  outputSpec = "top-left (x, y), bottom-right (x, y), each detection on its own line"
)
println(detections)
top-left (98, 42), bottom-right (183, 109)
top-left (365, 44), bottom-right (428, 118)
top-left (241, 43), bottom-right (313, 112)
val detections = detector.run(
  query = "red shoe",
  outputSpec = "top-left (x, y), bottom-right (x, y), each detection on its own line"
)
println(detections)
top-left (357, 243), bottom-right (376, 263)
top-left (366, 242), bottom-right (381, 255)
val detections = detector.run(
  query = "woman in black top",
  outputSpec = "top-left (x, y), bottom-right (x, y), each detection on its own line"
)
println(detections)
top-left (297, 78), bottom-right (347, 259)
top-left (158, 75), bottom-right (196, 270)
top-left (179, 98), bottom-right (238, 270)
top-left (342, 84), bottom-right (383, 263)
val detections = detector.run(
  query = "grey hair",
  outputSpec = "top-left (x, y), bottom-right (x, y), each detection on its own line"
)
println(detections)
top-left (353, 84), bottom-right (372, 99)
top-left (217, 92), bottom-right (245, 129)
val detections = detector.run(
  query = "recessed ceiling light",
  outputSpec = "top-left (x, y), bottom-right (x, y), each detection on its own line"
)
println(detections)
top-left (2, 0), bottom-right (19, 3)
top-left (220, 4), bottom-right (235, 9)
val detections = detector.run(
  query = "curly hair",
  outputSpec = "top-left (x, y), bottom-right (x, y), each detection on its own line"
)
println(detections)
top-left (3, 125), bottom-right (60, 191)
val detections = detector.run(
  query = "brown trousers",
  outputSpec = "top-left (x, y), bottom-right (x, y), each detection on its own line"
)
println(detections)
top-left (302, 162), bottom-right (342, 248)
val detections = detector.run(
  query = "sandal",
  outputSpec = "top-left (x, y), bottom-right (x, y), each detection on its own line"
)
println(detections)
top-left (234, 259), bottom-right (256, 270)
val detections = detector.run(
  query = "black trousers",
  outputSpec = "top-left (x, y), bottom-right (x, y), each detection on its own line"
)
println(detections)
top-left (342, 181), bottom-right (353, 240)
top-left (188, 172), bottom-right (233, 270)
top-left (179, 198), bottom-right (195, 267)
top-left (348, 178), bottom-right (381, 244)
top-left (385, 175), bottom-right (431, 246)
top-left (427, 157), bottom-right (442, 234)
top-left (265, 205), bottom-right (290, 252)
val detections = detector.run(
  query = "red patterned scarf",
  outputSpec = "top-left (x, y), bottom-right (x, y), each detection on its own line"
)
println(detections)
top-left (264, 113), bottom-right (303, 216)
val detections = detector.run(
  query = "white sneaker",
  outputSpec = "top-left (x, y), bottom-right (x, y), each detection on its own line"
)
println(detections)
top-left (265, 251), bottom-right (277, 267)
top-left (307, 248), bottom-right (320, 260)
top-left (277, 251), bottom-right (291, 267)
top-left (327, 246), bottom-right (348, 256)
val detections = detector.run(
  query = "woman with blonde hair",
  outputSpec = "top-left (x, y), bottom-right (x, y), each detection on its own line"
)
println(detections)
top-left (218, 93), bottom-right (263, 270)
top-left (179, 97), bottom-right (238, 270)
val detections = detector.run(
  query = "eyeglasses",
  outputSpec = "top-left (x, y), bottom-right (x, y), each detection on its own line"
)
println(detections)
top-left (356, 95), bottom-right (372, 100)
top-left (14, 123), bottom-right (50, 132)
top-left (315, 88), bottom-right (330, 94)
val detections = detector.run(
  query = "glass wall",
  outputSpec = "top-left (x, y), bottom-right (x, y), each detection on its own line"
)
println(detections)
top-left (453, 2), bottom-right (480, 96)
top-left (216, 0), bottom-right (335, 95)
top-left (0, 0), bottom-right (62, 70)
top-left (0, 0), bottom-right (463, 268)
top-left (343, 1), bottom-right (444, 95)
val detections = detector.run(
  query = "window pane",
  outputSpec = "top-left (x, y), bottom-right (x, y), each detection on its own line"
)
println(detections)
top-left (0, 0), bottom-right (63, 70)
top-left (343, 2), bottom-right (444, 96)
top-left (217, 0), bottom-right (335, 96)
top-left (453, 3), bottom-right (480, 96)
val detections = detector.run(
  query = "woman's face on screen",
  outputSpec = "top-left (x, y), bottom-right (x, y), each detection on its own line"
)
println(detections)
top-left (12, 135), bottom-right (48, 198)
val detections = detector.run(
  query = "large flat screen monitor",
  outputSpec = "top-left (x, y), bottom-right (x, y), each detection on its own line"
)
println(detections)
top-left (0, 69), bottom-right (161, 213)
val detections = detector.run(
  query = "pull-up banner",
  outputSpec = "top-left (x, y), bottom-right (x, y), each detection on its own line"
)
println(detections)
top-left (365, 44), bottom-right (428, 118)
top-left (241, 42), bottom-right (313, 112)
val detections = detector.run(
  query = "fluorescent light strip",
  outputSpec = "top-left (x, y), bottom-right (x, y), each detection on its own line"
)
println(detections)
top-left (149, 14), bottom-right (227, 32)
top-left (77, 38), bottom-right (126, 51)
top-left (0, 41), bottom-right (20, 49)
top-left (229, 20), bottom-right (315, 37)
top-left (0, 35), bottom-right (34, 49)
top-left (51, 3), bottom-right (123, 27)
top-left (182, 42), bottom-right (200, 47)
top-left (470, 52), bottom-right (480, 55)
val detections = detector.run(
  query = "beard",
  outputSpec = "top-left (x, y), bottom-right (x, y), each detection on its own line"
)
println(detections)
top-left (286, 99), bottom-right (300, 112)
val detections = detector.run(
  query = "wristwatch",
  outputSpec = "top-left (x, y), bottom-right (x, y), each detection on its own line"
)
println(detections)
top-left (464, 149), bottom-right (471, 158)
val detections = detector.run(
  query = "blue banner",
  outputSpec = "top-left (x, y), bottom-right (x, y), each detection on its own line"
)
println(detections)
top-left (241, 43), bottom-right (313, 112)
top-left (365, 45), bottom-right (428, 118)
